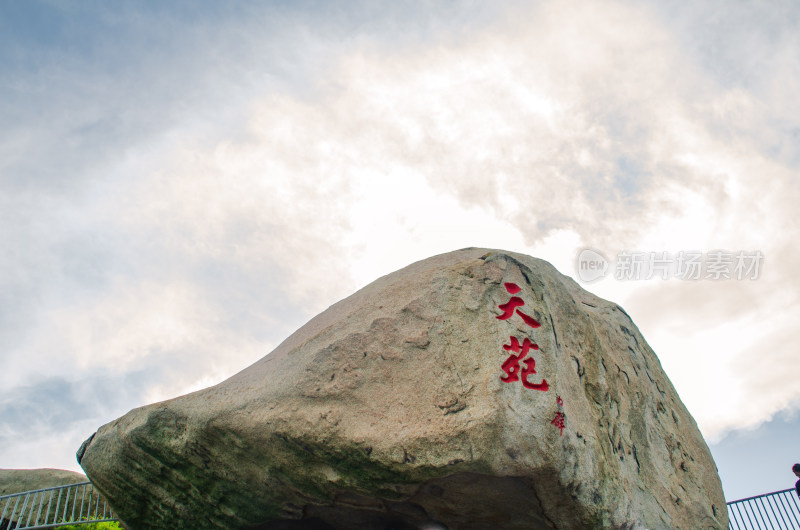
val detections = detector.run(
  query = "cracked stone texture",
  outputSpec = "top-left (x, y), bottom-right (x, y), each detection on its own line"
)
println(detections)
top-left (77, 248), bottom-right (728, 529)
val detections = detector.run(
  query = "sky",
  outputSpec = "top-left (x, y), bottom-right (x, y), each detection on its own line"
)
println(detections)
top-left (1, 0), bottom-right (798, 503)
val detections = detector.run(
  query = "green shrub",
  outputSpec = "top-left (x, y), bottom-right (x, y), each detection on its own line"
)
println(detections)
top-left (53, 522), bottom-right (123, 530)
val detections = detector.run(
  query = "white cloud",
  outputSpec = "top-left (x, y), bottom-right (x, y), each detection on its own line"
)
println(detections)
top-left (109, 0), bottom-right (798, 441)
top-left (2, 0), bottom-right (799, 473)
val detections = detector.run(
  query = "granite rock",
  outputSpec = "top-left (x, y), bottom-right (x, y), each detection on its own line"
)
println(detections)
top-left (0, 468), bottom-right (90, 529)
top-left (78, 248), bottom-right (728, 529)
top-left (0, 468), bottom-right (87, 496)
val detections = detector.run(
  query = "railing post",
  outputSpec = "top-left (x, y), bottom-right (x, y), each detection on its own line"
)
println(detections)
top-left (0, 481), bottom-right (119, 529)
top-left (727, 487), bottom-right (800, 530)
top-left (15, 493), bottom-right (30, 529)
top-left (776, 491), bottom-right (800, 527)
top-left (766, 493), bottom-right (789, 528)
top-left (42, 489), bottom-right (54, 526)
top-left (93, 485), bottom-right (100, 519)
top-left (23, 491), bottom-right (38, 528)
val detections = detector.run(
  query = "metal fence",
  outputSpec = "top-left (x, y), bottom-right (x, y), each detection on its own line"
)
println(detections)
top-left (2, 479), bottom-right (799, 529)
top-left (728, 488), bottom-right (800, 529)
top-left (0, 481), bottom-right (117, 530)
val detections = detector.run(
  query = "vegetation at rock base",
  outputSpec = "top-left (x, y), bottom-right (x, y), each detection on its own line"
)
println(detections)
top-left (53, 522), bottom-right (123, 530)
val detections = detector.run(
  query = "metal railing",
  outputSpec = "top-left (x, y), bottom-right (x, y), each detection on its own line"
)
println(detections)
top-left (0, 481), bottom-right (117, 530)
top-left (3, 479), bottom-right (798, 529)
top-left (728, 488), bottom-right (800, 529)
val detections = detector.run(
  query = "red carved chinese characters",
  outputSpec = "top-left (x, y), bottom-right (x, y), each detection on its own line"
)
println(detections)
top-left (516, 311), bottom-right (541, 328)
top-left (496, 283), bottom-right (541, 328)
top-left (550, 412), bottom-right (566, 435)
top-left (496, 283), bottom-right (548, 391)
top-left (500, 336), bottom-right (549, 391)
top-left (494, 280), bottom-right (565, 435)
top-left (551, 395), bottom-right (566, 435)
top-left (496, 296), bottom-right (525, 320)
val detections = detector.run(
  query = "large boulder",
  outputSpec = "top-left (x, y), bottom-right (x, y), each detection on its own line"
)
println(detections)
top-left (78, 248), bottom-right (728, 529)
top-left (0, 469), bottom-right (90, 530)
top-left (0, 468), bottom-right (87, 496)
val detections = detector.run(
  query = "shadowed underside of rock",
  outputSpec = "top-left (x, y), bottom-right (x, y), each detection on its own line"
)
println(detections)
top-left (78, 248), bottom-right (728, 529)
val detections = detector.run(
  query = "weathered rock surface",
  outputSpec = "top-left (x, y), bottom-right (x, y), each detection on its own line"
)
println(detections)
top-left (0, 468), bottom-right (87, 496)
top-left (78, 248), bottom-right (728, 529)
top-left (0, 468), bottom-right (89, 529)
